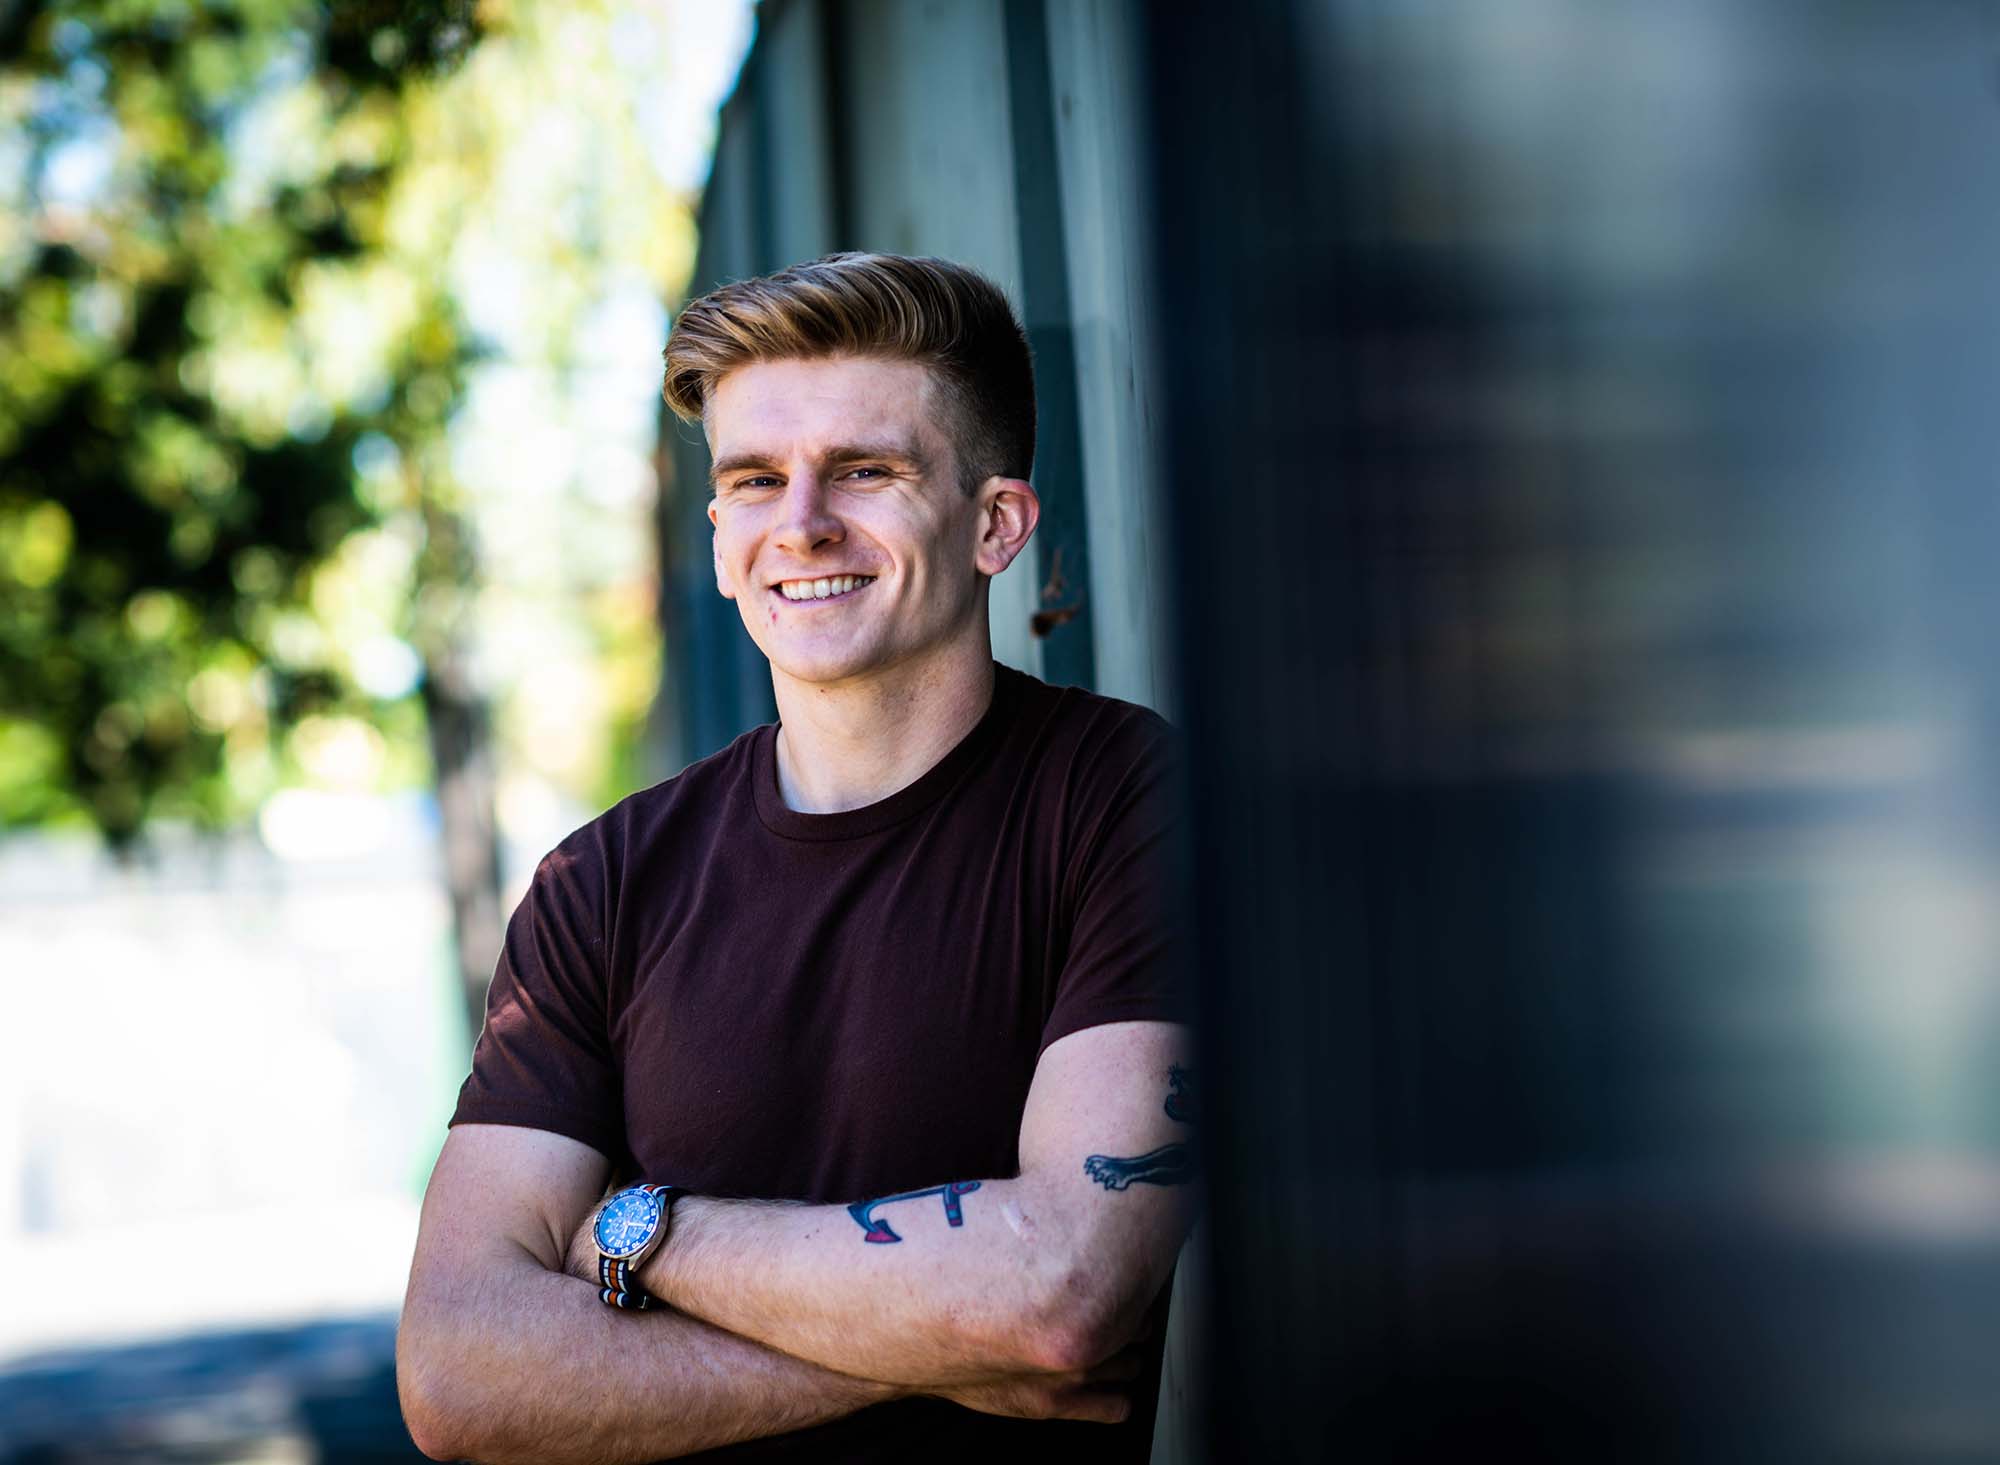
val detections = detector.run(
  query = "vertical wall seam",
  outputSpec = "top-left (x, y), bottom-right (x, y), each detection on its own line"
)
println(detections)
top-left (1002, 0), bottom-right (1097, 691)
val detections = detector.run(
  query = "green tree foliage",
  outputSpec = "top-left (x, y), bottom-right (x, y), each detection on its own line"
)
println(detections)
top-left (0, 0), bottom-right (482, 842)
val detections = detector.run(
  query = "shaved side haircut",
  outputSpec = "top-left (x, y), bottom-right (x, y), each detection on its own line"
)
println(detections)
top-left (662, 252), bottom-right (1036, 495)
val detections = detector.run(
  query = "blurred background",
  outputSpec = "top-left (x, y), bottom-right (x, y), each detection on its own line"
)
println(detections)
top-left (9, 1), bottom-right (2000, 1462)
top-left (0, 0), bottom-right (754, 1458)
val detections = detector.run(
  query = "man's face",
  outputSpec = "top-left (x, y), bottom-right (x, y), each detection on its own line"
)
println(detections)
top-left (705, 355), bottom-right (1016, 691)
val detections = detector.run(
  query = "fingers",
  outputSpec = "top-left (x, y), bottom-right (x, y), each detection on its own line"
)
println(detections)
top-left (935, 1337), bottom-right (1153, 1423)
top-left (1049, 1386), bottom-right (1133, 1424)
top-left (935, 1373), bottom-right (1137, 1424)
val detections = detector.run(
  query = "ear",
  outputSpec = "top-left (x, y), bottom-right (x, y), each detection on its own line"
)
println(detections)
top-left (707, 500), bottom-right (735, 601)
top-left (974, 476), bottom-right (1040, 578)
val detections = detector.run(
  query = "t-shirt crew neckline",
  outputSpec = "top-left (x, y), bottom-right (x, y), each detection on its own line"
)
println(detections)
top-left (752, 661), bottom-right (1022, 842)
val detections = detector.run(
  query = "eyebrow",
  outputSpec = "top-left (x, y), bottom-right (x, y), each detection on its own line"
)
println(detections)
top-left (708, 440), bottom-right (929, 487)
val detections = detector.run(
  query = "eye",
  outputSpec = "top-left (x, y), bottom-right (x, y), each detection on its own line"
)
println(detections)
top-left (733, 475), bottom-right (781, 491)
top-left (844, 466), bottom-right (886, 481)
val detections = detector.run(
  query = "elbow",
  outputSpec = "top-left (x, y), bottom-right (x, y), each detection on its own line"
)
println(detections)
top-left (397, 1319), bottom-right (490, 1463)
top-left (398, 1371), bottom-right (458, 1461)
top-left (1016, 1264), bottom-right (1129, 1375)
top-left (396, 1353), bottom-right (459, 1461)
top-left (401, 1367), bottom-right (504, 1464)
top-left (404, 1408), bottom-right (460, 1465)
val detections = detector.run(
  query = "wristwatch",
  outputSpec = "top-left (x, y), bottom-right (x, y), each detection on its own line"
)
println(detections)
top-left (589, 1182), bottom-right (683, 1311)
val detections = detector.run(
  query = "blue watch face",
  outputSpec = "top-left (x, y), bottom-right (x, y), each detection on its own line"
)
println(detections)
top-left (594, 1190), bottom-right (663, 1258)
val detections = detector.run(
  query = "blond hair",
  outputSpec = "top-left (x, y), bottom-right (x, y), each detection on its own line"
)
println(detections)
top-left (663, 252), bottom-right (1036, 493)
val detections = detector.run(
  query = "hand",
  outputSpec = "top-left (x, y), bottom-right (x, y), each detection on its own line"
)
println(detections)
top-left (930, 1344), bottom-right (1145, 1424)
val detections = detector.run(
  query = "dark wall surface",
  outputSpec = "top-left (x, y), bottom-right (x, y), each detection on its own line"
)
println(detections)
top-left (1144, 2), bottom-right (2000, 1458)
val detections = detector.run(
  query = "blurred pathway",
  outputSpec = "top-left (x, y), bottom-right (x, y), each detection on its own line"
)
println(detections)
top-left (0, 1314), bottom-right (421, 1463)
top-left (0, 805), bottom-right (490, 1457)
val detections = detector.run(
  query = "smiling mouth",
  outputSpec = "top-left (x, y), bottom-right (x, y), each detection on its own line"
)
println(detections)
top-left (774, 575), bottom-right (876, 603)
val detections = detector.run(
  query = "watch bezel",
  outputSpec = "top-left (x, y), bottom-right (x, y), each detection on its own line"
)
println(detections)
top-left (592, 1186), bottom-right (666, 1261)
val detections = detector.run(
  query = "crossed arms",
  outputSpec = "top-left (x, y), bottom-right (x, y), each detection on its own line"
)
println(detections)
top-left (396, 1019), bottom-right (1198, 1463)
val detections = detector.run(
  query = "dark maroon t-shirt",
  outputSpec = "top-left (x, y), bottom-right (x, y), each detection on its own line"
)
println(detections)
top-left (450, 663), bottom-right (1188, 1461)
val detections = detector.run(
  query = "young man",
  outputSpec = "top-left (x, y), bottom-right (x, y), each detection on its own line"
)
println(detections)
top-left (397, 253), bottom-right (1195, 1462)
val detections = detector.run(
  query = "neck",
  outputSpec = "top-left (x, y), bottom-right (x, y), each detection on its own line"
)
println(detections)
top-left (770, 639), bottom-right (997, 814)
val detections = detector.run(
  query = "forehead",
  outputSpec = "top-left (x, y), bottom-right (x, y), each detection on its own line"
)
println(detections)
top-left (706, 356), bottom-right (940, 457)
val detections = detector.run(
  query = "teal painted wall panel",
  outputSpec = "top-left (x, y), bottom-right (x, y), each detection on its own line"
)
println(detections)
top-left (754, 0), bottom-right (838, 268)
top-left (1044, 0), bottom-right (1174, 715)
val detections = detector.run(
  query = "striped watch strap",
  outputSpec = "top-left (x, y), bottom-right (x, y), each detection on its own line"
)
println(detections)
top-left (598, 1254), bottom-right (640, 1293)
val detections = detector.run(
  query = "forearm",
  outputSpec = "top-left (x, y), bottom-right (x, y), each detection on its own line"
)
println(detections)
top-left (604, 1027), bottom-right (1198, 1395)
top-left (398, 1242), bottom-right (899, 1464)
top-left (633, 1175), bottom-right (1154, 1388)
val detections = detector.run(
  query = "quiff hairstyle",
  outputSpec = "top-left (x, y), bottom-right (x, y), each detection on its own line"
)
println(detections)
top-left (662, 252), bottom-right (1036, 494)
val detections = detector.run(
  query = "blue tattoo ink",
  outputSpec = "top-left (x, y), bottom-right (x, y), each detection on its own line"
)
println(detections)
top-left (848, 1181), bottom-right (982, 1244)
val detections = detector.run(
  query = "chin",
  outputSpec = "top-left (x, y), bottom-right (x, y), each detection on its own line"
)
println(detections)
top-left (755, 637), bottom-right (890, 689)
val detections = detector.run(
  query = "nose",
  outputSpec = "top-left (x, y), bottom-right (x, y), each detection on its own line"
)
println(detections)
top-left (773, 469), bottom-right (844, 554)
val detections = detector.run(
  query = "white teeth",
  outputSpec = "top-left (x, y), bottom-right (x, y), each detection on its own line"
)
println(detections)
top-left (778, 575), bottom-right (874, 601)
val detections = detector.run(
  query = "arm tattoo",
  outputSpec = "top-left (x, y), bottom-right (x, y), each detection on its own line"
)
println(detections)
top-left (1085, 1144), bottom-right (1196, 1190)
top-left (1085, 1066), bottom-right (1201, 1191)
top-left (847, 1181), bottom-right (981, 1244)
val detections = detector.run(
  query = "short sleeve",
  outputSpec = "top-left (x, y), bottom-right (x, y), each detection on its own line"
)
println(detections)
top-left (1039, 710), bottom-right (1193, 1053)
top-left (448, 832), bottom-right (626, 1161)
